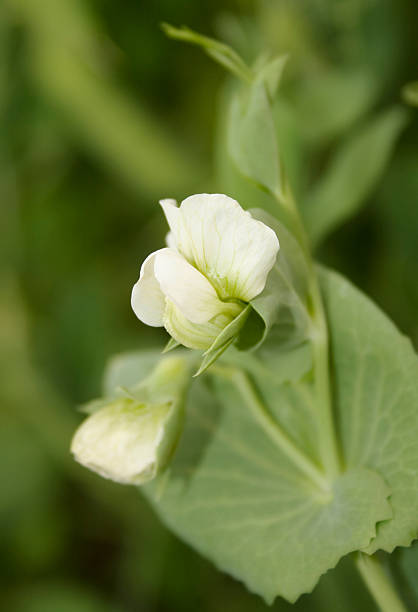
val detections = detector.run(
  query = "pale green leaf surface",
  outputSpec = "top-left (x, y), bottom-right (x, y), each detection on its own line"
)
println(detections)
top-left (320, 268), bottom-right (418, 553)
top-left (104, 349), bottom-right (390, 603)
top-left (215, 83), bottom-right (287, 221)
top-left (103, 349), bottom-right (167, 397)
top-left (142, 376), bottom-right (390, 603)
top-left (229, 78), bottom-right (282, 198)
top-left (257, 54), bottom-right (288, 100)
top-left (303, 107), bottom-right (408, 246)
top-left (102, 265), bottom-right (418, 602)
top-left (222, 342), bottom-right (312, 386)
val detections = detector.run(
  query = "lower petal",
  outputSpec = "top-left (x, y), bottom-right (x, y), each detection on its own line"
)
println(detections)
top-left (163, 298), bottom-right (236, 350)
top-left (154, 248), bottom-right (229, 324)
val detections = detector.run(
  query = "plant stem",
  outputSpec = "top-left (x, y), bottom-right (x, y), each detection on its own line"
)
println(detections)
top-left (278, 179), bottom-right (341, 480)
top-left (355, 553), bottom-right (408, 612)
top-left (309, 279), bottom-right (342, 480)
top-left (212, 365), bottom-right (330, 493)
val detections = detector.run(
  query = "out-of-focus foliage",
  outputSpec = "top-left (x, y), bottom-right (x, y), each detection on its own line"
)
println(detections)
top-left (403, 81), bottom-right (418, 107)
top-left (1, 0), bottom-right (417, 610)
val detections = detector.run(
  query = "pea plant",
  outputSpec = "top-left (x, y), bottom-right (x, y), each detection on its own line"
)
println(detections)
top-left (71, 26), bottom-right (418, 611)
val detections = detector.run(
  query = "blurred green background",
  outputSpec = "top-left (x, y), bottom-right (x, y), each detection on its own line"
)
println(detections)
top-left (1, 0), bottom-right (418, 610)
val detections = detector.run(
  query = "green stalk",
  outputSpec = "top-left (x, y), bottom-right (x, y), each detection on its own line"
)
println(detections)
top-left (355, 553), bottom-right (408, 612)
top-left (309, 279), bottom-right (342, 479)
top-left (277, 152), bottom-right (406, 612)
top-left (277, 180), bottom-right (341, 480)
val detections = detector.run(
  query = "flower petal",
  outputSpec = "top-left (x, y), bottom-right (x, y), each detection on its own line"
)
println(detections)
top-left (131, 250), bottom-right (166, 326)
top-left (165, 231), bottom-right (177, 250)
top-left (163, 298), bottom-right (234, 350)
top-left (160, 199), bottom-right (180, 248)
top-left (71, 399), bottom-right (171, 485)
top-left (154, 248), bottom-right (232, 324)
top-left (162, 194), bottom-right (280, 302)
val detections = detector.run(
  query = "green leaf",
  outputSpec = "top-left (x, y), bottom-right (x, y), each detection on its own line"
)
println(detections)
top-left (161, 23), bottom-right (253, 83)
top-left (222, 342), bottom-right (312, 386)
top-left (303, 107), bottom-right (408, 246)
top-left (215, 83), bottom-right (285, 221)
top-left (257, 53), bottom-right (288, 100)
top-left (228, 77), bottom-right (282, 199)
top-left (320, 267), bottom-right (418, 553)
top-left (104, 267), bottom-right (418, 602)
top-left (143, 374), bottom-right (390, 603)
top-left (104, 343), bottom-right (390, 603)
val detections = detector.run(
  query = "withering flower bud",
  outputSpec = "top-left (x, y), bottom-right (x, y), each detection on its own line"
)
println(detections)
top-left (71, 356), bottom-right (189, 485)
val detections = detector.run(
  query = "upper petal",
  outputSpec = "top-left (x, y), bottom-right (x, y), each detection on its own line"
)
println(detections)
top-left (160, 199), bottom-right (180, 249)
top-left (162, 194), bottom-right (280, 302)
top-left (153, 248), bottom-right (229, 324)
top-left (131, 250), bottom-right (166, 326)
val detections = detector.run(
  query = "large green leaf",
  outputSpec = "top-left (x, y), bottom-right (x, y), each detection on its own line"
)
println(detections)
top-left (104, 266), bottom-right (418, 602)
top-left (143, 376), bottom-right (389, 604)
top-left (302, 107), bottom-right (408, 246)
top-left (320, 268), bottom-right (418, 553)
top-left (105, 355), bottom-right (389, 603)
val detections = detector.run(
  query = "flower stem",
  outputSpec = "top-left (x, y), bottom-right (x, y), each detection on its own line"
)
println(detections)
top-left (355, 553), bottom-right (408, 612)
top-left (309, 278), bottom-right (342, 480)
top-left (212, 365), bottom-right (330, 493)
top-left (277, 179), bottom-right (341, 480)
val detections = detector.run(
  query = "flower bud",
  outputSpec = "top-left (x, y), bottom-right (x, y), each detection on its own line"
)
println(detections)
top-left (71, 356), bottom-right (188, 485)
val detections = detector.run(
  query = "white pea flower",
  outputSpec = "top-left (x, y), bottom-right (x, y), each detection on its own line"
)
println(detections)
top-left (131, 194), bottom-right (279, 351)
top-left (71, 356), bottom-right (187, 485)
top-left (71, 399), bottom-right (172, 484)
